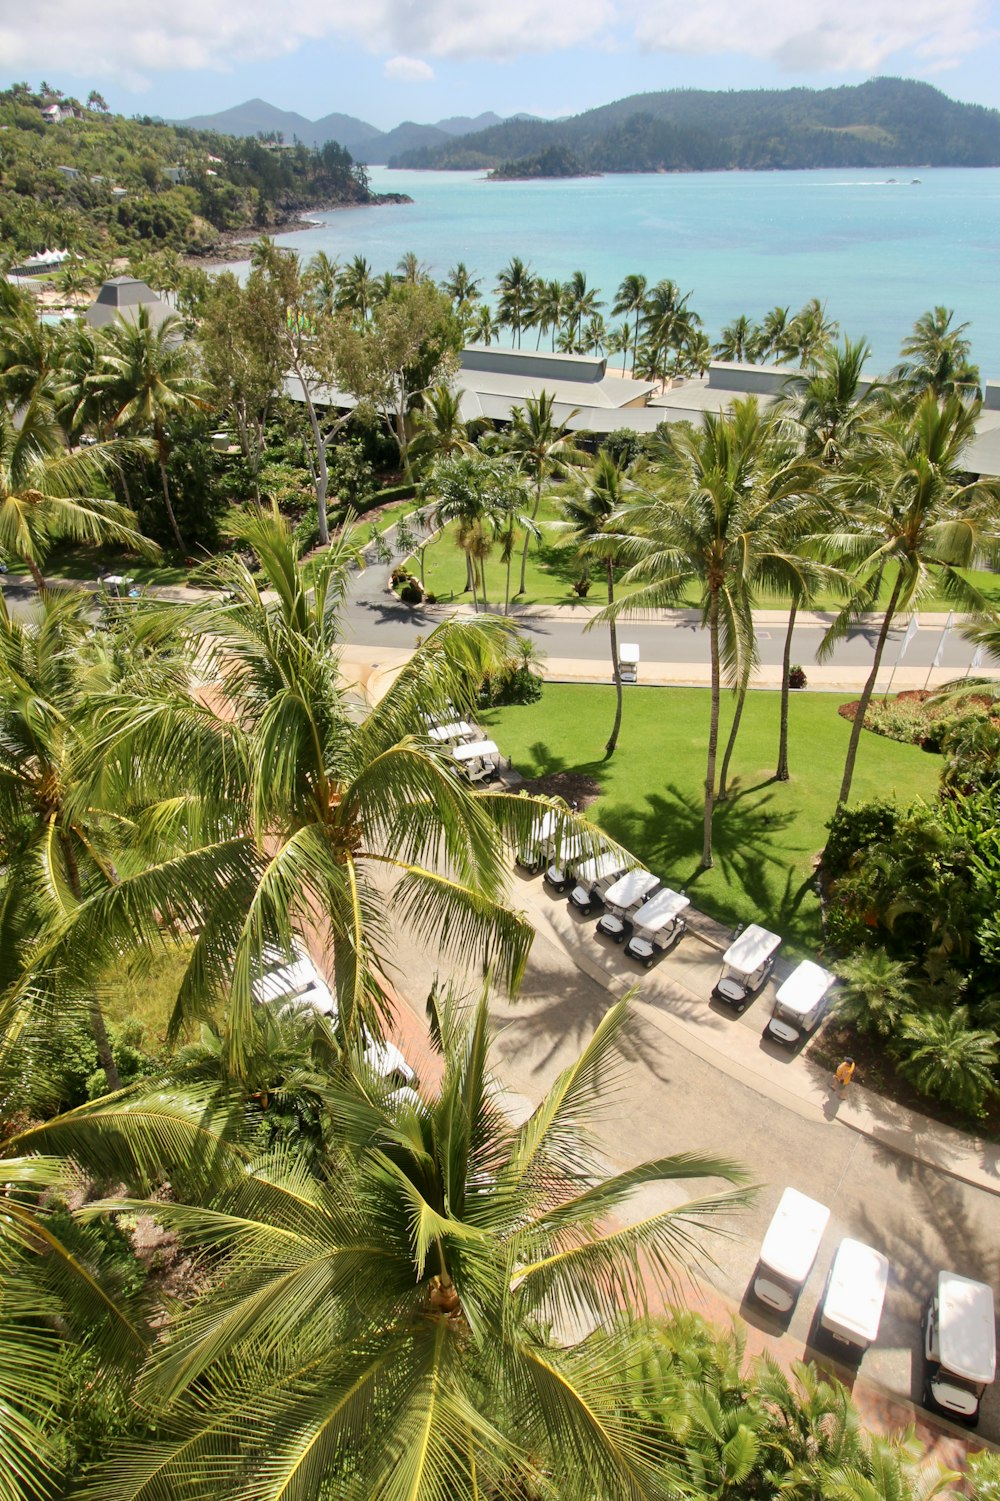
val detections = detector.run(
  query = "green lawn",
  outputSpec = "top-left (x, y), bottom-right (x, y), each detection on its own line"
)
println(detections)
top-left (10, 544), bottom-right (193, 589)
top-left (481, 684), bottom-right (940, 951)
top-left (408, 495), bottom-right (1000, 613)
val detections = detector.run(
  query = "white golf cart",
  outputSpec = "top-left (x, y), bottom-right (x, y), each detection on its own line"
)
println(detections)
top-left (452, 738), bottom-right (502, 785)
top-left (543, 835), bottom-right (590, 893)
top-left (624, 888), bottom-right (690, 966)
top-left (752, 1187), bottom-right (831, 1314)
top-left (596, 870), bottom-right (662, 941)
top-left (923, 1271), bottom-right (996, 1426)
top-left (515, 809), bottom-right (559, 873)
top-left (713, 924), bottom-right (782, 1012)
top-left (818, 1238), bottom-right (890, 1354)
top-left (764, 960), bottom-right (836, 1047)
top-left (568, 852), bottom-right (631, 914)
top-left (618, 642), bottom-right (640, 684)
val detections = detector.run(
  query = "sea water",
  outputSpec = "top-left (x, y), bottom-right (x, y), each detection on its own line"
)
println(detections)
top-left (258, 165), bottom-right (1000, 375)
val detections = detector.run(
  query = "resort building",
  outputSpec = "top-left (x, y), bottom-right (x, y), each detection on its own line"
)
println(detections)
top-left (84, 277), bottom-right (173, 330)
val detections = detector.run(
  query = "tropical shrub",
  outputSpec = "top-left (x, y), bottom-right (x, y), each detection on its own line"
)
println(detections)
top-left (894, 1005), bottom-right (999, 1116)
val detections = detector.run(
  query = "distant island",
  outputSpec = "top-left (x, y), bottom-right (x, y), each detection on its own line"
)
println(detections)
top-left (487, 146), bottom-right (591, 181)
top-left (391, 78), bottom-right (1000, 173)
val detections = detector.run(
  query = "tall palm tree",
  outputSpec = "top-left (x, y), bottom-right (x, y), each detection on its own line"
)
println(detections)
top-left (442, 262), bottom-right (481, 306)
top-left (0, 397), bottom-right (154, 591)
top-left (303, 250), bottom-right (340, 316)
top-left (82, 996), bottom-right (748, 1501)
top-left (470, 303), bottom-right (500, 346)
top-left (758, 305), bottom-right (791, 362)
top-left (396, 251), bottom-right (429, 285)
top-left (612, 273), bottom-right (648, 369)
top-left (58, 509), bottom-right (595, 1073)
top-left (559, 452), bottom-right (638, 755)
top-left (564, 269), bottom-right (603, 345)
top-left (893, 306), bottom-right (981, 402)
top-left (410, 383), bottom-right (474, 470)
top-left (607, 321), bottom-right (632, 372)
top-left (92, 306), bottom-right (208, 557)
top-left (609, 399), bottom-right (807, 866)
top-left (784, 297), bottom-right (839, 368)
top-left (532, 278), bottom-right (569, 351)
top-left (642, 279), bottom-right (700, 374)
top-left (821, 392), bottom-right (1000, 805)
top-left (495, 256), bottom-right (534, 348)
top-left (502, 392), bottom-right (581, 596)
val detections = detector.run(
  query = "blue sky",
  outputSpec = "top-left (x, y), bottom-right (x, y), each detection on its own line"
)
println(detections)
top-left (2, 1), bottom-right (999, 128)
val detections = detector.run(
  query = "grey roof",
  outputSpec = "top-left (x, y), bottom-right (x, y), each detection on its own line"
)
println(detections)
top-left (85, 278), bottom-right (172, 329)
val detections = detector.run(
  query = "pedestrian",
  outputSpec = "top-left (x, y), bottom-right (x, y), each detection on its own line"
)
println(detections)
top-left (834, 1056), bottom-right (856, 1096)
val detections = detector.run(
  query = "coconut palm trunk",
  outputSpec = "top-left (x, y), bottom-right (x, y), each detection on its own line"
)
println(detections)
top-left (154, 421), bottom-right (187, 557)
top-left (838, 574), bottom-right (904, 805)
top-left (302, 393), bottom-right (331, 547)
top-left (605, 560), bottom-right (624, 757)
top-left (59, 829), bottom-right (122, 1092)
top-left (776, 598), bottom-right (798, 781)
top-left (718, 670), bottom-right (750, 801)
top-left (517, 474), bottom-right (541, 597)
top-left (703, 589), bottom-right (722, 868)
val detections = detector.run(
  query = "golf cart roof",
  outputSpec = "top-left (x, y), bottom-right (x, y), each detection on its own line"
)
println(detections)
top-left (618, 642), bottom-right (640, 665)
top-left (723, 923), bottom-right (782, 976)
top-left (775, 961), bottom-right (836, 1019)
top-left (452, 738), bottom-right (499, 762)
top-left (573, 851), bottom-right (628, 886)
top-left (632, 887), bottom-right (690, 932)
top-left (937, 1271), bottom-right (997, 1384)
top-left (759, 1187), bottom-right (831, 1283)
top-left (602, 870), bottom-right (659, 911)
top-left (823, 1239), bottom-right (889, 1344)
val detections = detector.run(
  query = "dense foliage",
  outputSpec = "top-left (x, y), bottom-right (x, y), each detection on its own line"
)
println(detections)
top-left (0, 82), bottom-right (376, 259)
top-left (393, 77), bottom-right (1000, 171)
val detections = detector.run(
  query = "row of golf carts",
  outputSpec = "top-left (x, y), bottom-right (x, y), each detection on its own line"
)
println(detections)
top-left (521, 815), bottom-right (836, 1047)
top-left (754, 1188), bottom-right (996, 1426)
top-left (422, 709), bottom-right (505, 786)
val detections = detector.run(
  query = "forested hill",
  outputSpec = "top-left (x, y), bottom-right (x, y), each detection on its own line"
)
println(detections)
top-left (391, 78), bottom-right (1000, 171)
top-left (0, 83), bottom-right (387, 261)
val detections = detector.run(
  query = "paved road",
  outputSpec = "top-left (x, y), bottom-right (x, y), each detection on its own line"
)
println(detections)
top-left (343, 562), bottom-right (987, 676)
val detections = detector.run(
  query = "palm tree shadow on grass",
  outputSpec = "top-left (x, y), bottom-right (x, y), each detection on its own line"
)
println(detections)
top-left (599, 783), bottom-right (821, 947)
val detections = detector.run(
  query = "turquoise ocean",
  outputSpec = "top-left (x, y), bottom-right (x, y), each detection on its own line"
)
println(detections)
top-left (257, 165), bottom-right (1000, 374)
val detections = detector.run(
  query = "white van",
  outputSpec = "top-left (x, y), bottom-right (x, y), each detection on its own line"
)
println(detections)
top-left (752, 1187), bottom-right (831, 1314)
top-left (568, 852), bottom-right (631, 914)
top-left (624, 888), bottom-right (690, 966)
top-left (819, 1238), bottom-right (889, 1352)
top-left (596, 870), bottom-right (662, 941)
top-left (765, 961), bottom-right (836, 1047)
top-left (713, 924), bottom-right (782, 1012)
top-left (924, 1271), bottom-right (996, 1426)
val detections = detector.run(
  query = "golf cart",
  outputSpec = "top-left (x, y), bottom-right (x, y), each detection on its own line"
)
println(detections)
top-left (923, 1271), bottom-right (996, 1426)
top-left (764, 960), bottom-right (836, 1047)
top-left (451, 738), bottom-right (502, 785)
top-left (596, 870), bottom-right (662, 941)
top-left (713, 924), bottom-right (782, 1012)
top-left (568, 851), bottom-right (631, 914)
top-left (818, 1238), bottom-right (890, 1354)
top-left (752, 1186), bottom-right (831, 1314)
top-left (618, 642), bottom-right (640, 684)
top-left (543, 835), bottom-right (590, 893)
top-left (515, 809), bottom-right (559, 873)
top-left (624, 888), bottom-right (690, 966)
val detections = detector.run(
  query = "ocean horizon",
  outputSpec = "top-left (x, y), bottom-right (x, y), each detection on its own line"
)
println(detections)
top-left (246, 164), bottom-right (1000, 376)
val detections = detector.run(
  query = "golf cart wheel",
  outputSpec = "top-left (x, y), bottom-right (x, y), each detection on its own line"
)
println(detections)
top-left (613, 932), bottom-right (625, 944)
top-left (644, 957), bottom-right (653, 970)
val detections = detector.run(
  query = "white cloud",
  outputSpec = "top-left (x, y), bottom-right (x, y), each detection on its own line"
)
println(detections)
top-left (384, 55), bottom-right (434, 82)
top-left (0, 0), bottom-right (988, 84)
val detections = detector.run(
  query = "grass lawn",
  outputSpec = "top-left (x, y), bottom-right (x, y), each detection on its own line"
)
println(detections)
top-left (10, 543), bottom-right (193, 589)
top-left (103, 943), bottom-right (197, 1047)
top-left (481, 684), bottom-right (940, 952)
top-left (407, 494), bottom-right (1000, 613)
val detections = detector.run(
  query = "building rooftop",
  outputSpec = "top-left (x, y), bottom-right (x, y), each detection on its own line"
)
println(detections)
top-left (84, 277), bottom-right (173, 329)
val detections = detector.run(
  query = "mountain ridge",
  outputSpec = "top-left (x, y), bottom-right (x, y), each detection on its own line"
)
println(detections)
top-left (171, 102), bottom-right (518, 161)
top-left (389, 78), bottom-right (1000, 172)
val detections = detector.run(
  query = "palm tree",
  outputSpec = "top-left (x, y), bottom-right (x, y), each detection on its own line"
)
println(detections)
top-left (532, 278), bottom-right (569, 351)
top-left (820, 393), bottom-right (1000, 805)
top-left (502, 392), bottom-right (581, 596)
top-left (758, 305), bottom-right (791, 362)
top-left (609, 399), bottom-right (807, 866)
top-left (897, 1006), bottom-right (998, 1116)
top-left (442, 262), bottom-right (481, 306)
top-left (893, 306), bottom-right (981, 401)
top-left (784, 297), bottom-right (839, 367)
top-left (559, 452), bottom-right (638, 755)
top-left (607, 321), bottom-right (631, 372)
top-left (714, 314), bottom-right (759, 364)
top-left (396, 251), bottom-right (428, 285)
top-left (642, 279), bottom-right (700, 374)
top-left (834, 950), bottom-right (914, 1038)
top-left (495, 256), bottom-right (534, 348)
top-left (564, 269), bottom-right (603, 345)
top-left (0, 397), bottom-right (154, 591)
top-left (61, 509), bottom-right (593, 1073)
top-left (91, 306), bottom-right (208, 557)
top-left (410, 383), bottom-right (474, 470)
top-left (304, 250), bottom-right (340, 315)
top-left (777, 337), bottom-right (885, 467)
top-left (82, 995), bottom-right (748, 1501)
top-left (470, 304), bottom-right (500, 347)
top-left (336, 254), bottom-right (376, 321)
top-left (611, 273), bottom-right (648, 369)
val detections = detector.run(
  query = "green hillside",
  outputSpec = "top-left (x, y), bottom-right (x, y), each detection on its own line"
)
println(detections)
top-left (392, 77), bottom-right (1000, 172)
top-left (0, 82), bottom-right (379, 260)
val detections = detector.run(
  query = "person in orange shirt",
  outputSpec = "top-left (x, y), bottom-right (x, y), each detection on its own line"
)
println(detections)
top-left (834, 1057), bottom-right (856, 1096)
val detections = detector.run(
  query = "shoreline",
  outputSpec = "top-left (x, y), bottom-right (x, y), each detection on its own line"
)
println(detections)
top-left (188, 191), bottom-right (413, 266)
